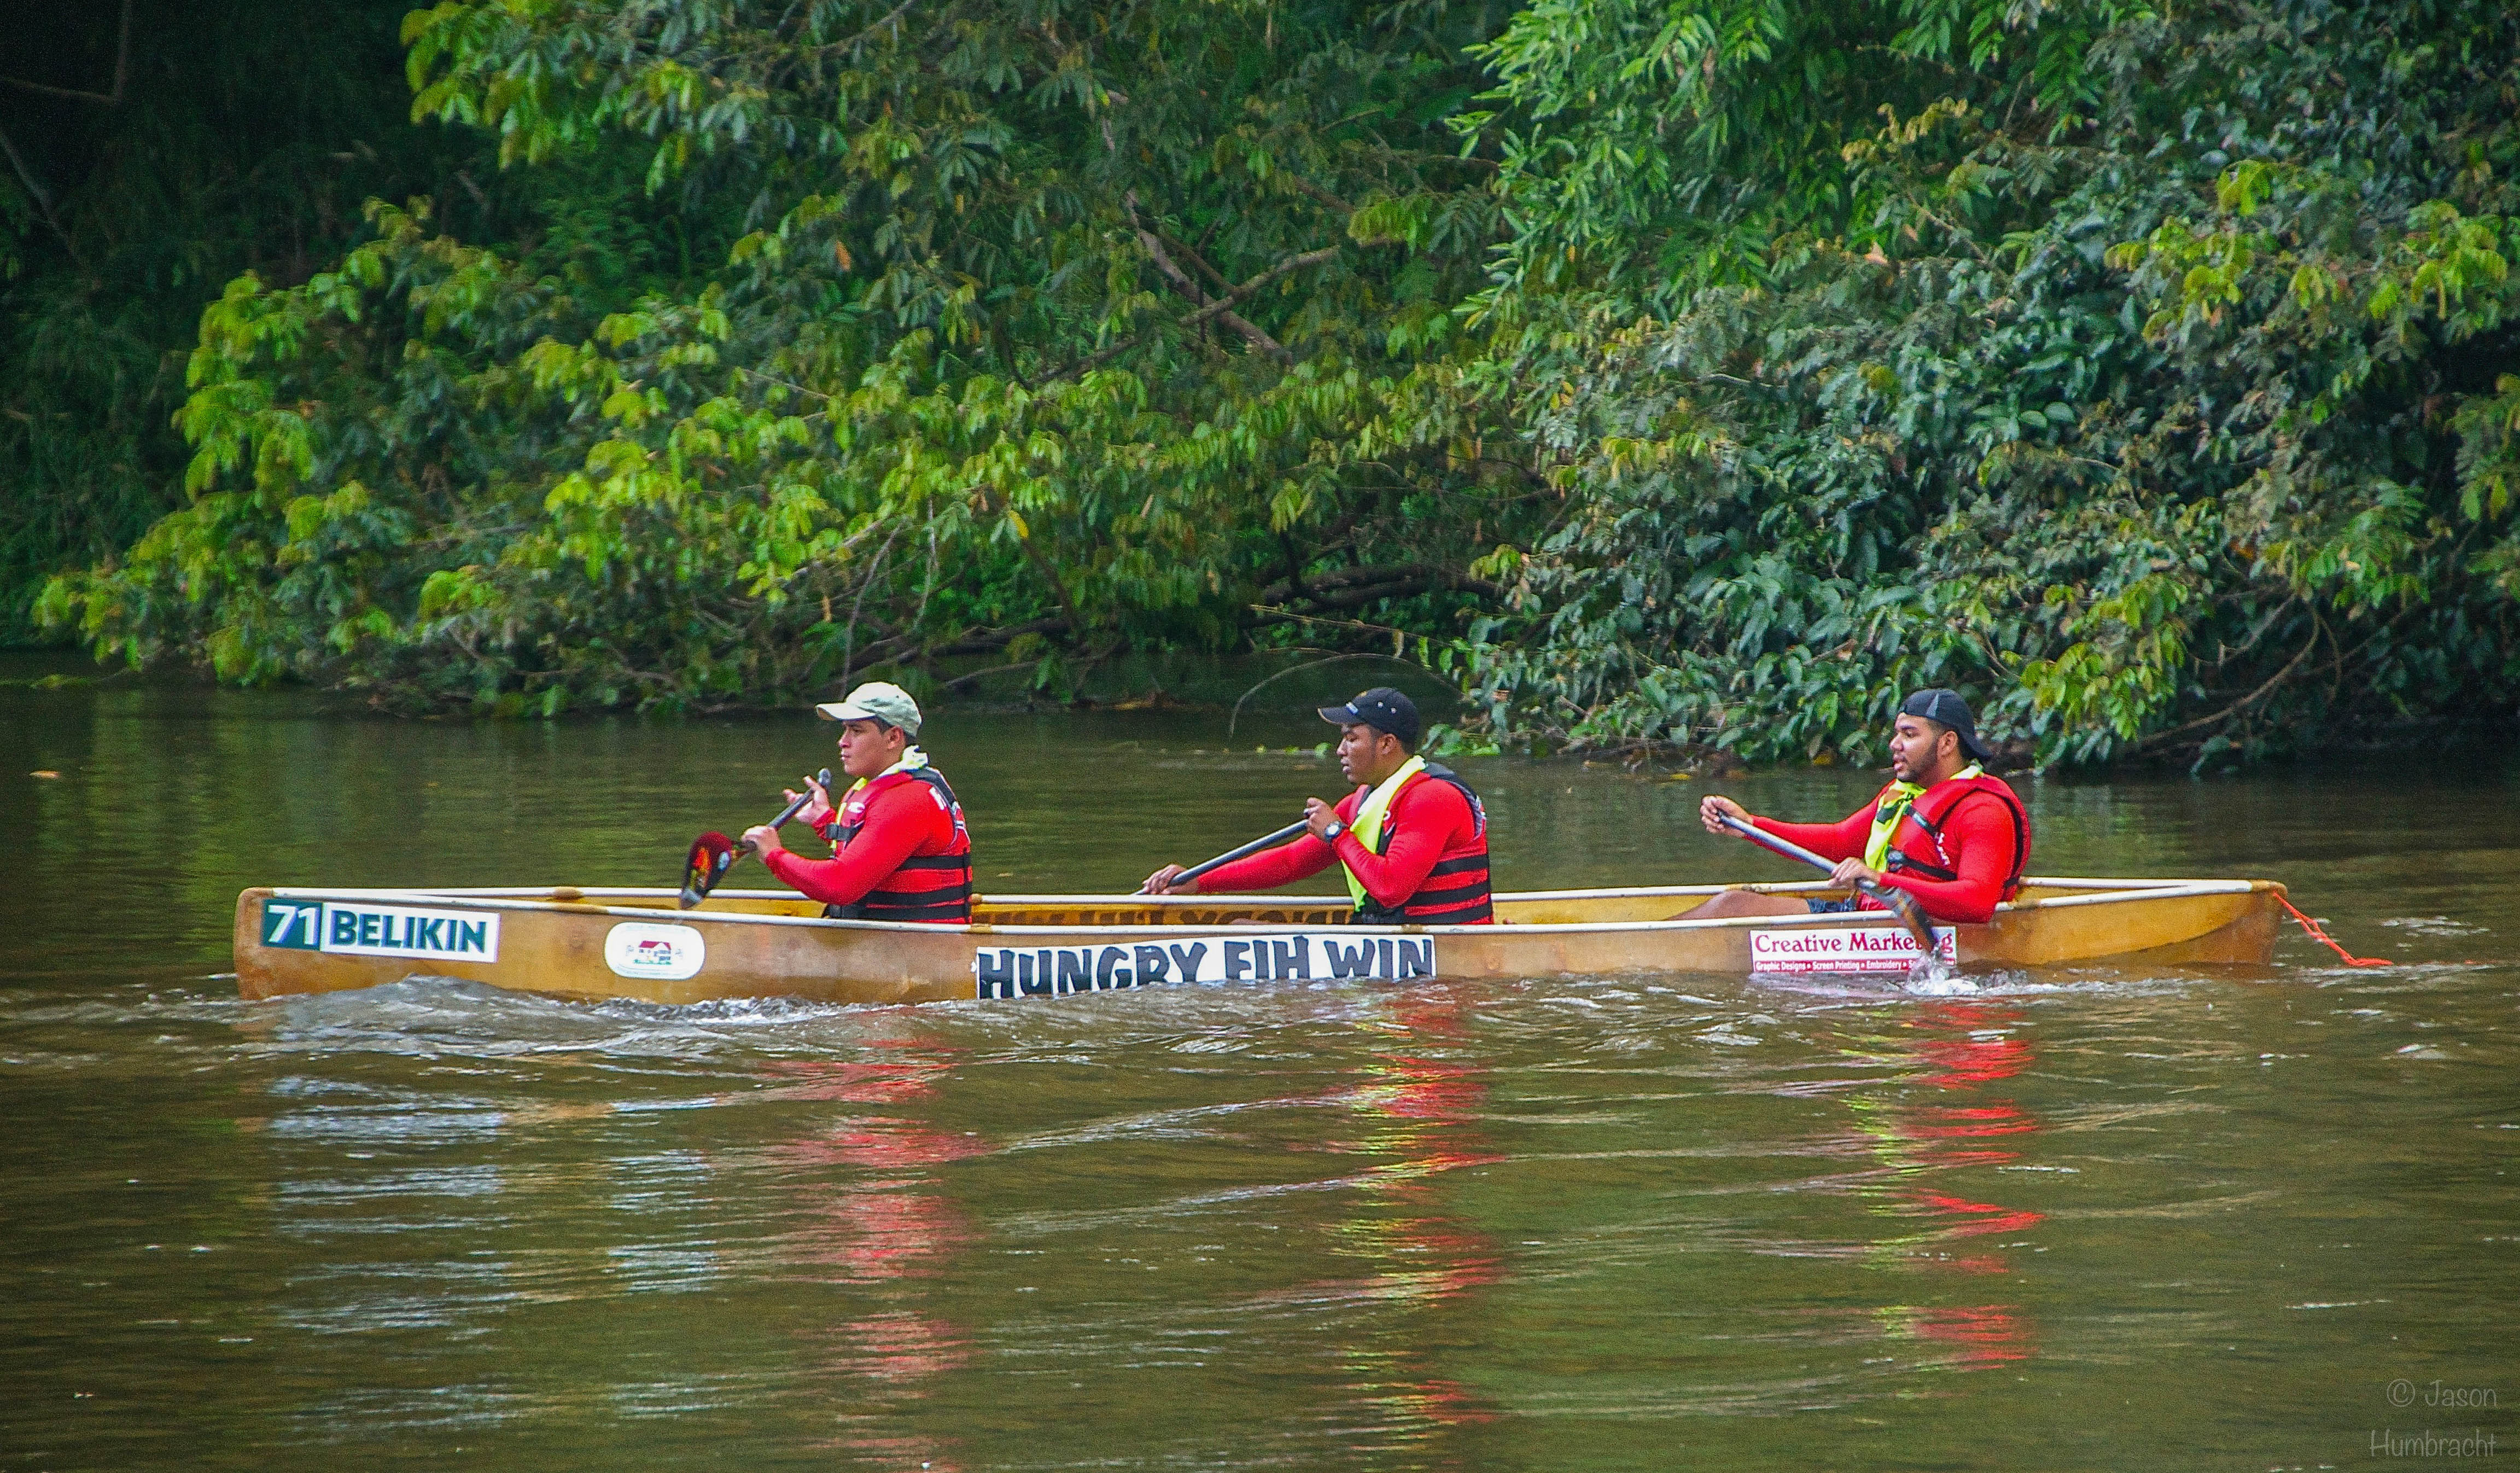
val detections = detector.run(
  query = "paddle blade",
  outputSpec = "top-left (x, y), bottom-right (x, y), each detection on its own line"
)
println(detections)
top-left (1868, 882), bottom-right (1939, 958)
top-left (679, 832), bottom-right (737, 910)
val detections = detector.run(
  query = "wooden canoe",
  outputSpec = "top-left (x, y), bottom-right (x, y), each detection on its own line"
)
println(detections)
top-left (231, 876), bottom-right (2286, 1005)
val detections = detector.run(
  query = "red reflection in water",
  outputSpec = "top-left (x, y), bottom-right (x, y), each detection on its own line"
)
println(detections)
top-left (1297, 987), bottom-right (1509, 1454)
top-left (1847, 1000), bottom-right (2046, 1368)
top-left (1881, 1303), bottom-right (2035, 1369)
top-left (764, 1022), bottom-right (980, 1467)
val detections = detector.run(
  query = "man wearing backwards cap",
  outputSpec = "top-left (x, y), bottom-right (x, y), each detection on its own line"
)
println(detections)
top-left (1694, 688), bottom-right (2031, 924)
top-left (1139, 686), bottom-right (1495, 925)
top-left (744, 681), bottom-right (975, 924)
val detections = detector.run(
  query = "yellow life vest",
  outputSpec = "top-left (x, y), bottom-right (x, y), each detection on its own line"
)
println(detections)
top-left (1341, 755), bottom-right (1427, 909)
top-left (1864, 763), bottom-right (1984, 871)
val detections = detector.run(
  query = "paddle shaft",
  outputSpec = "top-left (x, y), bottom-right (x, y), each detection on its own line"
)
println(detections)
top-left (743, 775), bottom-right (830, 853)
top-left (1715, 810), bottom-right (1939, 952)
top-left (1717, 811), bottom-right (1846, 874)
top-left (1173, 820), bottom-right (1311, 889)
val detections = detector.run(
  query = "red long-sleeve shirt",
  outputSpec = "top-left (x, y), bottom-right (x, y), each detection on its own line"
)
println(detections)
top-left (763, 779), bottom-right (958, 907)
top-left (1754, 781), bottom-right (2025, 924)
top-left (1197, 776), bottom-right (1489, 920)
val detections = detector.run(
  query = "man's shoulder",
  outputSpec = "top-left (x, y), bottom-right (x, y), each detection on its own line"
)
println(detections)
top-left (1938, 776), bottom-right (2029, 840)
top-left (1398, 768), bottom-right (1475, 816)
top-left (1945, 771), bottom-right (2027, 807)
top-left (867, 771), bottom-right (954, 814)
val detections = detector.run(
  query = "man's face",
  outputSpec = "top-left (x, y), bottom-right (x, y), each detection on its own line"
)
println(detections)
top-left (1337, 723), bottom-right (1399, 785)
top-left (1888, 714), bottom-right (1953, 783)
top-left (837, 718), bottom-right (904, 779)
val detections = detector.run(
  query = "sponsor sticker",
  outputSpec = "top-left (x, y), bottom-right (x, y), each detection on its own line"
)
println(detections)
top-left (260, 900), bottom-right (500, 964)
top-left (1748, 924), bottom-right (1956, 974)
top-left (603, 922), bottom-right (707, 981)
top-left (974, 931), bottom-right (1436, 1000)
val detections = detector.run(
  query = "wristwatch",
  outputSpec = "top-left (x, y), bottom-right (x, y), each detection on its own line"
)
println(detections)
top-left (1321, 820), bottom-right (1347, 842)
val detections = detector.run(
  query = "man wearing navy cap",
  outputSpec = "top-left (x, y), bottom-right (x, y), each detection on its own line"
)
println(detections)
top-left (1140, 686), bottom-right (1495, 925)
top-left (1695, 688), bottom-right (2031, 924)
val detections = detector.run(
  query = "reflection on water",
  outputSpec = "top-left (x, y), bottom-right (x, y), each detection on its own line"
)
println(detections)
top-left (2, 673), bottom-right (2516, 1469)
top-left (1316, 988), bottom-right (1508, 1453)
top-left (1851, 1002), bottom-right (2044, 1372)
top-left (761, 1034), bottom-right (979, 1466)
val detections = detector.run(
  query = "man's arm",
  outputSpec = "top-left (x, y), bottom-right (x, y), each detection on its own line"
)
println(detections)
top-left (1192, 832), bottom-right (1337, 893)
top-left (762, 786), bottom-right (937, 906)
top-left (1331, 779), bottom-right (1469, 908)
top-left (1752, 805), bottom-right (1874, 864)
top-left (1870, 799), bottom-right (2017, 923)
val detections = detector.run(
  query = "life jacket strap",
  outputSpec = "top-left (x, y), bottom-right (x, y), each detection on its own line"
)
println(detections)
top-left (1882, 774), bottom-right (2031, 896)
top-left (824, 766), bottom-right (974, 924)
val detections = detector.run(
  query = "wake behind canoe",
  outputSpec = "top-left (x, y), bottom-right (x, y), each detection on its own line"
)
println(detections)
top-left (232, 877), bottom-right (2286, 1005)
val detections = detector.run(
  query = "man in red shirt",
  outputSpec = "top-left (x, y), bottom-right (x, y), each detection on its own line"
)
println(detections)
top-left (1695, 689), bottom-right (2031, 924)
top-left (1139, 687), bottom-right (1494, 924)
top-left (745, 682), bottom-right (973, 923)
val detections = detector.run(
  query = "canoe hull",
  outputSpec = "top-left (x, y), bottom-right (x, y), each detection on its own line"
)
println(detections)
top-left (233, 878), bottom-right (2289, 1006)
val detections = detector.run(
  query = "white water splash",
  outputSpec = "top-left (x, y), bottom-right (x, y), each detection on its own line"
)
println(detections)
top-left (1904, 957), bottom-right (1974, 995)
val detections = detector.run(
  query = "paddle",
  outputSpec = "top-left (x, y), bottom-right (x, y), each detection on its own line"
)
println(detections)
top-left (678, 768), bottom-right (834, 910)
top-left (1713, 811), bottom-right (1941, 959)
top-left (1161, 820), bottom-right (1311, 893)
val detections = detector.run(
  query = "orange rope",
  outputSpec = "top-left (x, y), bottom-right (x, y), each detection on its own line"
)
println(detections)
top-left (2277, 894), bottom-right (2393, 967)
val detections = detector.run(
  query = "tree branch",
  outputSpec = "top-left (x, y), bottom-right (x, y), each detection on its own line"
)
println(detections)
top-left (2134, 625), bottom-right (2322, 753)
top-left (1, 0), bottom-right (132, 104)
top-left (1125, 192), bottom-right (1293, 364)
top-left (1286, 176), bottom-right (1353, 215)
top-left (926, 616), bottom-right (1069, 658)
top-left (822, 0), bottom-right (921, 53)
top-left (1257, 562), bottom-right (1502, 607)
top-left (0, 121), bottom-right (88, 272)
top-left (1051, 243), bottom-right (1337, 380)
top-left (975, 487), bottom-right (1084, 633)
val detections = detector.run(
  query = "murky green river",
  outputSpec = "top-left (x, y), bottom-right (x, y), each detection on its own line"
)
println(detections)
top-left (4, 667), bottom-right (2515, 1470)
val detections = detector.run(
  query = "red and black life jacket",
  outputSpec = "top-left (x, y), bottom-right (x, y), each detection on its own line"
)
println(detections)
top-left (1349, 764), bottom-right (1495, 927)
top-left (1880, 772), bottom-right (2031, 898)
top-left (823, 767), bottom-right (973, 924)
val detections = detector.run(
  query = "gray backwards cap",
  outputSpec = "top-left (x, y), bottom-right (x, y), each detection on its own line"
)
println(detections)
top-left (814, 681), bottom-right (923, 736)
top-left (1900, 688), bottom-right (1993, 762)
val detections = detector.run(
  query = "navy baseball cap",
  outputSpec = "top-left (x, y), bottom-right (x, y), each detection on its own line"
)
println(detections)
top-left (1319, 686), bottom-right (1421, 747)
top-left (1900, 688), bottom-right (1994, 762)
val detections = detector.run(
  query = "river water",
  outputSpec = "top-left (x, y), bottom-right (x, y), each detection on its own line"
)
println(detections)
top-left (4, 671), bottom-right (2515, 1470)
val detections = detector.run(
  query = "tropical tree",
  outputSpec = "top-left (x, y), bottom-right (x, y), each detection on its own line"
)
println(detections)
top-left (40, 0), bottom-right (1524, 711)
top-left (1455, 0), bottom-right (2520, 766)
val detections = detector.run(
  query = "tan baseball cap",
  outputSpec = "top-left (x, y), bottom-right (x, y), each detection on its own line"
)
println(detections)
top-left (814, 681), bottom-right (923, 735)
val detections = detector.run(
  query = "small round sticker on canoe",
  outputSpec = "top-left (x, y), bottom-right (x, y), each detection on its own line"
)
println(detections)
top-left (604, 922), bottom-right (707, 981)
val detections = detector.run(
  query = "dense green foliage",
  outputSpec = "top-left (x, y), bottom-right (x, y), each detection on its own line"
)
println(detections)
top-left (17, 0), bottom-right (2520, 762)
top-left (1460, 0), bottom-right (2520, 766)
top-left (1, 1), bottom-right (452, 633)
top-left (2, 0), bottom-right (714, 636)
top-left (28, 0), bottom-right (1521, 712)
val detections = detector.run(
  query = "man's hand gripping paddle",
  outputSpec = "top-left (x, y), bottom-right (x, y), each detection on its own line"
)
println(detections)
top-left (1713, 811), bottom-right (1941, 960)
top-left (679, 768), bottom-right (833, 910)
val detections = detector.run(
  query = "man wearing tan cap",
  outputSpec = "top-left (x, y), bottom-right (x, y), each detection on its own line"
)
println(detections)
top-left (744, 682), bottom-right (974, 923)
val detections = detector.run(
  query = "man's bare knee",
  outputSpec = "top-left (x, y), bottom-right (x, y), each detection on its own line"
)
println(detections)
top-left (1687, 888), bottom-right (1811, 920)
